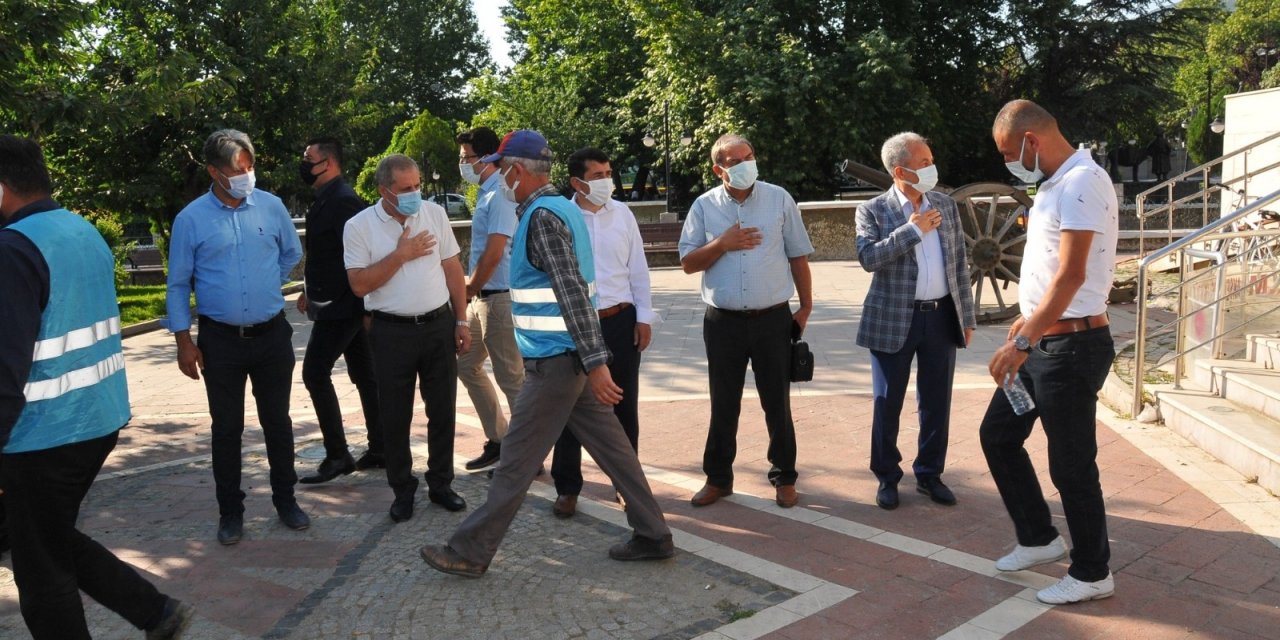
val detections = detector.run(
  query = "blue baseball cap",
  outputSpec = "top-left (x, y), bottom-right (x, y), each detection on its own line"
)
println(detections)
top-left (480, 129), bottom-right (553, 164)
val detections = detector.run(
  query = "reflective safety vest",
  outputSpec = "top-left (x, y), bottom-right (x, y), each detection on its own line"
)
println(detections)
top-left (509, 195), bottom-right (596, 359)
top-left (5, 209), bottom-right (130, 453)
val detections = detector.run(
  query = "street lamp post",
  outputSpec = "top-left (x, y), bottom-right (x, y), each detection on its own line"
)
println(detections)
top-left (643, 101), bottom-right (692, 215)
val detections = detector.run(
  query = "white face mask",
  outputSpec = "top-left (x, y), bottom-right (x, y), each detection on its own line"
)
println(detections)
top-left (1004, 136), bottom-right (1044, 184)
top-left (220, 169), bottom-right (256, 199)
top-left (459, 161), bottom-right (481, 185)
top-left (721, 159), bottom-right (758, 190)
top-left (499, 166), bottom-right (521, 203)
top-left (901, 164), bottom-right (938, 193)
top-left (577, 177), bottom-right (614, 207)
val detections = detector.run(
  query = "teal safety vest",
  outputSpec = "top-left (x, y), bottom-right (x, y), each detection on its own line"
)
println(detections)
top-left (509, 194), bottom-right (596, 358)
top-left (5, 209), bottom-right (131, 453)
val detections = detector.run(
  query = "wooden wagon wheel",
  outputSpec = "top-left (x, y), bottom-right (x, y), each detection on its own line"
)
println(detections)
top-left (948, 182), bottom-right (1033, 324)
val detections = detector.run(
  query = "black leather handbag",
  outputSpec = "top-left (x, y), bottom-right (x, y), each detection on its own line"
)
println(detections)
top-left (790, 320), bottom-right (813, 383)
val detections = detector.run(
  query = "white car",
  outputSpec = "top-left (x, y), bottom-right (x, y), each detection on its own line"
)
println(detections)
top-left (431, 193), bottom-right (471, 219)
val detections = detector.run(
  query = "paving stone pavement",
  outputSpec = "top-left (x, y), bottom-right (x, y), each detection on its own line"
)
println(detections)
top-left (3, 260), bottom-right (1280, 639)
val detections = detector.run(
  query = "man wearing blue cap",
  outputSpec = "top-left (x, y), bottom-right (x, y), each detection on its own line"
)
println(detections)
top-left (420, 130), bottom-right (673, 577)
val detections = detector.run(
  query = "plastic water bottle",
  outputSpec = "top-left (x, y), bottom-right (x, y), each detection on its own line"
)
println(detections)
top-left (1003, 373), bottom-right (1036, 416)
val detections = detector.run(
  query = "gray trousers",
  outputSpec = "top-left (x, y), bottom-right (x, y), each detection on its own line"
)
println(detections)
top-left (449, 352), bottom-right (670, 566)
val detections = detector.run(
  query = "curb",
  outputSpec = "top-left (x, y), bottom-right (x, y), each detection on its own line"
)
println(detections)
top-left (121, 283), bottom-right (305, 338)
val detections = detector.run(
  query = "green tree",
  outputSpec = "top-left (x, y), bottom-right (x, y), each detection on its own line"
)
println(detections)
top-left (356, 111), bottom-right (459, 202)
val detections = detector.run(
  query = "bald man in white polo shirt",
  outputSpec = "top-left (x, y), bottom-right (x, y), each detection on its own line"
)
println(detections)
top-left (344, 154), bottom-right (471, 523)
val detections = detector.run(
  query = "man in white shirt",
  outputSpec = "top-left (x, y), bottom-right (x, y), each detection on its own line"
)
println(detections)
top-left (981, 100), bottom-right (1119, 605)
top-left (549, 148), bottom-right (659, 518)
top-left (343, 154), bottom-right (472, 523)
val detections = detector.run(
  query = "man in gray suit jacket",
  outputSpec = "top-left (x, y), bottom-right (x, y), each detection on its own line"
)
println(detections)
top-left (855, 132), bottom-right (976, 510)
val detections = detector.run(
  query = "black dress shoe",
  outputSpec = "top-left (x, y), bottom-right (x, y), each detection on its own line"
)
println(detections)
top-left (465, 441), bottom-right (501, 471)
top-left (429, 488), bottom-right (467, 512)
top-left (389, 495), bottom-right (415, 523)
top-left (299, 453), bottom-right (356, 484)
top-left (276, 500), bottom-right (311, 530)
top-left (916, 477), bottom-right (957, 506)
top-left (876, 481), bottom-right (899, 510)
top-left (146, 598), bottom-right (195, 640)
top-left (609, 534), bottom-right (675, 561)
top-left (217, 514), bottom-right (244, 545)
top-left (354, 450), bottom-right (386, 470)
top-left (420, 544), bottom-right (487, 578)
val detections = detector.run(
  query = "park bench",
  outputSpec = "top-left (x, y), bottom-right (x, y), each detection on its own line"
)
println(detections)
top-left (125, 246), bottom-right (165, 285)
top-left (638, 222), bottom-right (684, 254)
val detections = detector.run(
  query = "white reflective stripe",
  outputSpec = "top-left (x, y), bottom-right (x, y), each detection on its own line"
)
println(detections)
top-left (511, 283), bottom-right (596, 304)
top-left (512, 314), bottom-right (568, 332)
top-left (23, 352), bottom-right (125, 402)
top-left (31, 317), bottom-right (122, 362)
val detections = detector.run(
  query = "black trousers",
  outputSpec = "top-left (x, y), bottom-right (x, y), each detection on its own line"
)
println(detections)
top-left (551, 305), bottom-right (642, 495)
top-left (198, 313), bottom-right (298, 516)
top-left (702, 304), bottom-right (797, 489)
top-left (302, 314), bottom-right (382, 459)
top-left (366, 312), bottom-right (457, 497)
top-left (1, 431), bottom-right (168, 639)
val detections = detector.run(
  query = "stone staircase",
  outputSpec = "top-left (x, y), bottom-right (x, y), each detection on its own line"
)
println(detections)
top-left (1155, 333), bottom-right (1280, 495)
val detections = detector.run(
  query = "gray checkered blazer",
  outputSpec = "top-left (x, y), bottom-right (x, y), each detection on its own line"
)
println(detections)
top-left (855, 189), bottom-right (976, 353)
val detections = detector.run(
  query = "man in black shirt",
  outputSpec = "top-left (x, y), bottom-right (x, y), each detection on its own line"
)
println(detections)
top-left (297, 137), bottom-right (384, 483)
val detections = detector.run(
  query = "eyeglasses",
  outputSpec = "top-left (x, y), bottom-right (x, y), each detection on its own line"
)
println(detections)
top-left (459, 154), bottom-right (480, 163)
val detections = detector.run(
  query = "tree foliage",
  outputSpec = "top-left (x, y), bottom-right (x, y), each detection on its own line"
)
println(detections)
top-left (355, 111), bottom-right (459, 202)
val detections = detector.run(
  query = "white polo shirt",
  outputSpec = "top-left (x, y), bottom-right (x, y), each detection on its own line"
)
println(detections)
top-left (574, 194), bottom-right (660, 326)
top-left (1019, 149), bottom-right (1119, 319)
top-left (343, 199), bottom-right (460, 315)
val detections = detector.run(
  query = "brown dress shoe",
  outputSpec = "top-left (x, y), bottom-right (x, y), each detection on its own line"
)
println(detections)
top-left (691, 483), bottom-right (733, 507)
top-left (419, 544), bottom-right (487, 578)
top-left (775, 484), bottom-right (799, 508)
top-left (553, 494), bottom-right (577, 518)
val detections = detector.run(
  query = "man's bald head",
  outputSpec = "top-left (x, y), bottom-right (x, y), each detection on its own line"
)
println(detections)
top-left (993, 99), bottom-right (1058, 137)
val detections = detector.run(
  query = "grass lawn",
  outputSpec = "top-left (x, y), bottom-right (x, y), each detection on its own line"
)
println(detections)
top-left (117, 284), bottom-right (172, 326)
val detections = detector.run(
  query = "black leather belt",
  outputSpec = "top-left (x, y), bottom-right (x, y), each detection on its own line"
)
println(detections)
top-left (369, 303), bottom-right (450, 325)
top-left (198, 311), bottom-right (283, 338)
top-left (716, 302), bottom-right (788, 318)
top-left (479, 289), bottom-right (509, 299)
top-left (912, 297), bottom-right (951, 312)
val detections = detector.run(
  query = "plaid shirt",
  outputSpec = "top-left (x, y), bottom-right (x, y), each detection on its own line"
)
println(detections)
top-left (516, 183), bottom-right (610, 371)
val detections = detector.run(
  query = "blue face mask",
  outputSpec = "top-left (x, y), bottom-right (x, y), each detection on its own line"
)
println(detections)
top-left (391, 190), bottom-right (422, 216)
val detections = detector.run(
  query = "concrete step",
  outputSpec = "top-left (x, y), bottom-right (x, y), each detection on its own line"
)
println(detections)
top-left (1246, 333), bottom-right (1280, 369)
top-left (1156, 386), bottom-right (1280, 495)
top-left (1192, 358), bottom-right (1280, 416)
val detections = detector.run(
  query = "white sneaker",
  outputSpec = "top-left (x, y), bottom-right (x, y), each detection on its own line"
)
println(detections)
top-left (1036, 573), bottom-right (1115, 604)
top-left (995, 535), bottom-right (1068, 571)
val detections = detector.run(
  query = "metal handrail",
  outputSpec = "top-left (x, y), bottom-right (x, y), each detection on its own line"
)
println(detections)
top-left (1136, 130), bottom-right (1280, 256)
top-left (1132, 188), bottom-right (1280, 416)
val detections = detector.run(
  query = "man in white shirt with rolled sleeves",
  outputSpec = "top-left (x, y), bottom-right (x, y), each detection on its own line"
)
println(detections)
top-left (549, 147), bottom-right (660, 518)
top-left (343, 154), bottom-right (471, 524)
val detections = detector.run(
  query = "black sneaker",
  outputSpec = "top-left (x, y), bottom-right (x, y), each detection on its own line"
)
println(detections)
top-left (217, 514), bottom-right (243, 546)
top-left (609, 534), bottom-right (675, 561)
top-left (465, 441), bottom-right (501, 471)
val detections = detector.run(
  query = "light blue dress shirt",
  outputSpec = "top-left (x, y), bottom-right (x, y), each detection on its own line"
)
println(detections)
top-left (165, 188), bottom-right (303, 331)
top-left (678, 181), bottom-right (814, 310)
top-left (468, 171), bottom-right (518, 290)
top-left (894, 187), bottom-right (950, 301)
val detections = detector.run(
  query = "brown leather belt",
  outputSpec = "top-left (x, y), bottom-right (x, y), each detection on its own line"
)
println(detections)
top-left (598, 302), bottom-right (632, 319)
top-left (1042, 313), bottom-right (1109, 337)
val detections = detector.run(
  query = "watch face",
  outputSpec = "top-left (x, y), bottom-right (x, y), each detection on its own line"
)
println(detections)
top-left (1014, 336), bottom-right (1031, 351)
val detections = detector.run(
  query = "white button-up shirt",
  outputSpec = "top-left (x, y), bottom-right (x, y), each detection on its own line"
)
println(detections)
top-left (342, 199), bottom-right (460, 315)
top-left (894, 186), bottom-right (950, 301)
top-left (575, 194), bottom-right (660, 326)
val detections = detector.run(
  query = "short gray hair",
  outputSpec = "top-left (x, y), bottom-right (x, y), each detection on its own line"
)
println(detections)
top-left (880, 132), bottom-right (928, 173)
top-left (204, 129), bottom-right (254, 168)
top-left (375, 154), bottom-right (419, 188)
top-left (710, 134), bottom-right (754, 165)
top-left (501, 156), bottom-right (552, 177)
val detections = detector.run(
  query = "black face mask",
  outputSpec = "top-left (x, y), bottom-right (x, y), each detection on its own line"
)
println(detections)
top-left (299, 158), bottom-right (328, 185)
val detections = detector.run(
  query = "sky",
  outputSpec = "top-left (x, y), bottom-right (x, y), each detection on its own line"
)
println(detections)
top-left (474, 0), bottom-right (513, 70)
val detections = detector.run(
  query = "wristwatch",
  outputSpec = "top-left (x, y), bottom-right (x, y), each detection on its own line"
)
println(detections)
top-left (456, 320), bottom-right (470, 327)
top-left (1012, 335), bottom-right (1032, 352)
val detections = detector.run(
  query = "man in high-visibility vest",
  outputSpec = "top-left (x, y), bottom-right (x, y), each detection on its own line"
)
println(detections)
top-left (0, 135), bottom-right (193, 639)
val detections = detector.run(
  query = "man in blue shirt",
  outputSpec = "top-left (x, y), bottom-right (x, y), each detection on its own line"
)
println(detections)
top-left (455, 127), bottom-right (524, 472)
top-left (0, 135), bottom-right (194, 639)
top-left (165, 129), bottom-right (308, 546)
top-left (678, 133), bottom-right (814, 510)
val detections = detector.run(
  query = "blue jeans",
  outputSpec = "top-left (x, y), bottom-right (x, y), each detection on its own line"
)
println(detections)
top-left (979, 326), bottom-right (1114, 582)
